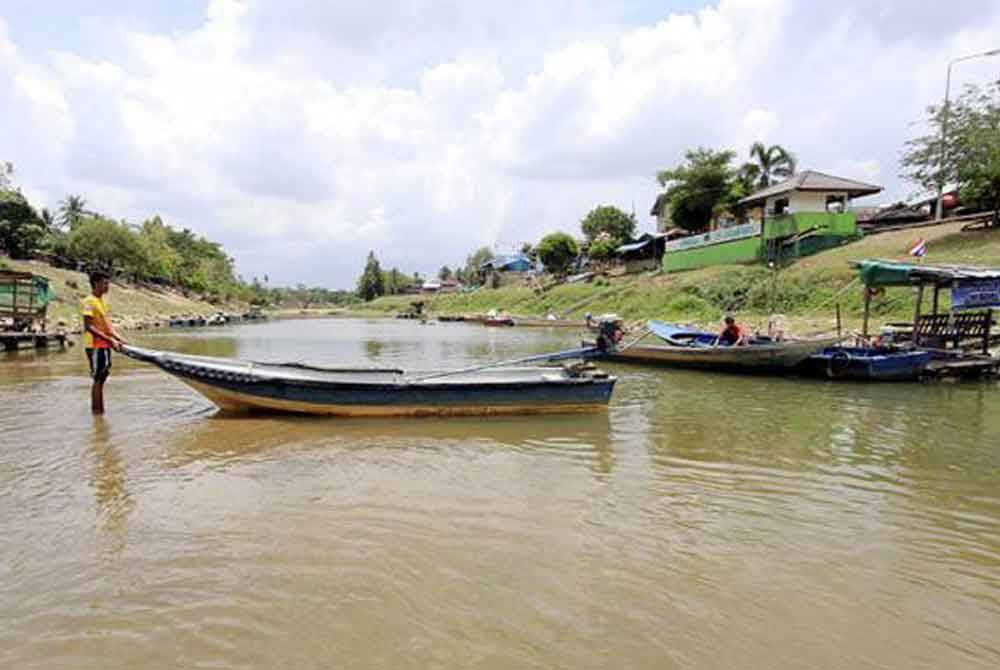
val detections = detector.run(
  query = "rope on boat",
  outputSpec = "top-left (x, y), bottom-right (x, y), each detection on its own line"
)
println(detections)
top-left (617, 328), bottom-right (654, 351)
top-left (404, 346), bottom-right (600, 384)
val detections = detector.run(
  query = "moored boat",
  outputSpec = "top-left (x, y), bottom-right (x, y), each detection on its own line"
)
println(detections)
top-left (800, 346), bottom-right (932, 381)
top-left (600, 338), bottom-right (841, 372)
top-left (592, 320), bottom-right (841, 373)
top-left (121, 345), bottom-right (616, 417)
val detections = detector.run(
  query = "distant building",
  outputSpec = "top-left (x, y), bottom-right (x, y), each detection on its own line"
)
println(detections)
top-left (479, 253), bottom-right (536, 288)
top-left (738, 170), bottom-right (882, 217)
top-left (663, 170), bottom-right (883, 273)
top-left (613, 233), bottom-right (669, 274)
top-left (438, 278), bottom-right (461, 293)
top-left (650, 193), bottom-right (672, 233)
top-left (481, 254), bottom-right (534, 273)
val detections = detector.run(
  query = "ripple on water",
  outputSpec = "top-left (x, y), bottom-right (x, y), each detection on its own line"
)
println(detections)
top-left (2, 323), bottom-right (1000, 669)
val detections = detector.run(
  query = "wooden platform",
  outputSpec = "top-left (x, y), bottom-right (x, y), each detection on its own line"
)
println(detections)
top-left (1, 332), bottom-right (69, 352)
top-left (923, 356), bottom-right (998, 379)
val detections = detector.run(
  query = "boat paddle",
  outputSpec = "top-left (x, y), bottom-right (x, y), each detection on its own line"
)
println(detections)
top-left (404, 345), bottom-right (600, 384)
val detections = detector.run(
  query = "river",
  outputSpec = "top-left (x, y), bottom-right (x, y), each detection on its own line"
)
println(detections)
top-left (1, 318), bottom-right (998, 669)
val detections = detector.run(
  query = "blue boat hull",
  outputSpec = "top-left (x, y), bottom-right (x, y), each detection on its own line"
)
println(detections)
top-left (801, 347), bottom-right (932, 381)
top-left (123, 346), bottom-right (616, 416)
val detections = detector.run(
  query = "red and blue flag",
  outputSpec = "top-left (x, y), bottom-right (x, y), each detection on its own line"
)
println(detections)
top-left (907, 238), bottom-right (927, 257)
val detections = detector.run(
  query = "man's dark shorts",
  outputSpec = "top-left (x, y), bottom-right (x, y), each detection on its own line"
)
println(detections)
top-left (86, 348), bottom-right (112, 383)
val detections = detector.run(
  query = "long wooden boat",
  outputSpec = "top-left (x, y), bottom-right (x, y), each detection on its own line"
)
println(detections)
top-left (590, 320), bottom-right (841, 373)
top-left (121, 345), bottom-right (616, 417)
top-left (599, 337), bottom-right (842, 371)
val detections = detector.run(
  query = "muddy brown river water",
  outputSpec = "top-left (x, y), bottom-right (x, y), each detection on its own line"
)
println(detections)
top-left (1, 318), bottom-right (999, 669)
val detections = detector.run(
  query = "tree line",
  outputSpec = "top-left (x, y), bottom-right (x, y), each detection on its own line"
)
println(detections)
top-left (0, 174), bottom-right (327, 306)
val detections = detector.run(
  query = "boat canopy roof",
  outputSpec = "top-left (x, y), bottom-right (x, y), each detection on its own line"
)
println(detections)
top-left (853, 259), bottom-right (1000, 287)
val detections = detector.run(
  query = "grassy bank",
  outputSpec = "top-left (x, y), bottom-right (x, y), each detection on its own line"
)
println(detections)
top-left (3, 257), bottom-right (237, 332)
top-left (362, 221), bottom-right (1000, 334)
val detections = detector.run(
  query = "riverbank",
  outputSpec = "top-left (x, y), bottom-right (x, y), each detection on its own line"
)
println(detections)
top-left (360, 220), bottom-right (1000, 335)
top-left (2, 257), bottom-right (242, 334)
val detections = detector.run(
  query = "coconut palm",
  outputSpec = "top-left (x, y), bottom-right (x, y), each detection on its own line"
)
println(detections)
top-left (58, 194), bottom-right (87, 230)
top-left (744, 142), bottom-right (797, 189)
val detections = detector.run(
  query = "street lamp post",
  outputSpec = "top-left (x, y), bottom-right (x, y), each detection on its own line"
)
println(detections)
top-left (935, 48), bottom-right (1000, 221)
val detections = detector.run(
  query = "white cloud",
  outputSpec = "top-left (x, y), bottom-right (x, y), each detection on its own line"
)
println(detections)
top-left (2, 1), bottom-right (1000, 286)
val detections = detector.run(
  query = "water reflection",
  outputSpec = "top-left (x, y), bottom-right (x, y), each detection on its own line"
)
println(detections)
top-left (88, 416), bottom-right (132, 560)
top-left (163, 412), bottom-right (614, 478)
top-left (363, 338), bottom-right (385, 360)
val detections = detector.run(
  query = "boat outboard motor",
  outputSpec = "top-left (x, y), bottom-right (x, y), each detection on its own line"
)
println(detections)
top-left (595, 318), bottom-right (624, 354)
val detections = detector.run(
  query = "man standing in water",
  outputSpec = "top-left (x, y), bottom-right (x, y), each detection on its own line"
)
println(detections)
top-left (81, 271), bottom-right (127, 414)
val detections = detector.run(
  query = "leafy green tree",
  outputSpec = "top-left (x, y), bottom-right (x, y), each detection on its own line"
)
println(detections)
top-left (356, 251), bottom-right (385, 301)
top-left (902, 80), bottom-right (1000, 225)
top-left (536, 232), bottom-right (579, 276)
top-left (384, 267), bottom-right (401, 295)
top-left (67, 216), bottom-right (148, 273)
top-left (587, 238), bottom-right (618, 266)
top-left (0, 189), bottom-right (47, 258)
top-left (41, 229), bottom-right (69, 259)
top-left (438, 265), bottom-right (452, 281)
top-left (580, 205), bottom-right (636, 244)
top-left (657, 148), bottom-right (739, 232)
top-left (58, 194), bottom-right (88, 231)
top-left (463, 246), bottom-right (493, 285)
top-left (161, 225), bottom-right (236, 296)
top-left (137, 216), bottom-right (183, 283)
top-left (740, 142), bottom-right (796, 189)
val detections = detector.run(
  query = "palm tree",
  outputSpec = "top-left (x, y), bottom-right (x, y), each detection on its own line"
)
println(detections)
top-left (744, 142), bottom-right (797, 189)
top-left (58, 194), bottom-right (87, 230)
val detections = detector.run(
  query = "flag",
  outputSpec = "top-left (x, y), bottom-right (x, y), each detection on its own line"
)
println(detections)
top-left (907, 238), bottom-right (927, 257)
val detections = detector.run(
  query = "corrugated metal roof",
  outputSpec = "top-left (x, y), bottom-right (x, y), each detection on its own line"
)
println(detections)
top-left (853, 259), bottom-right (1000, 286)
top-left (739, 170), bottom-right (882, 205)
top-left (616, 239), bottom-right (651, 253)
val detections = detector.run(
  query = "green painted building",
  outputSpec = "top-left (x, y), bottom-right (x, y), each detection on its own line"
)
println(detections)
top-left (662, 170), bottom-right (882, 273)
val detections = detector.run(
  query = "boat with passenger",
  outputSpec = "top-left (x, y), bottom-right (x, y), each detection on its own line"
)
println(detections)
top-left (592, 319), bottom-right (841, 373)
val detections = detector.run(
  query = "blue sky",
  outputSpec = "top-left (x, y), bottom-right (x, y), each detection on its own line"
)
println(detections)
top-left (2, 0), bottom-right (999, 287)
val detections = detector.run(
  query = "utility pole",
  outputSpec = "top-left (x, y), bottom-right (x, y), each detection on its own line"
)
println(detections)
top-left (935, 48), bottom-right (1000, 221)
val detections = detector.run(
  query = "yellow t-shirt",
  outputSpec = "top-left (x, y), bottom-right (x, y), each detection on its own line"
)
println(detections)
top-left (81, 295), bottom-right (112, 349)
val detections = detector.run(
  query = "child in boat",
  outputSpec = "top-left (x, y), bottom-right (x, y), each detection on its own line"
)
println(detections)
top-left (81, 271), bottom-right (127, 414)
top-left (718, 315), bottom-right (746, 346)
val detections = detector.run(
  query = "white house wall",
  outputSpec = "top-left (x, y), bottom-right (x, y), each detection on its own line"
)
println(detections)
top-left (766, 191), bottom-right (848, 214)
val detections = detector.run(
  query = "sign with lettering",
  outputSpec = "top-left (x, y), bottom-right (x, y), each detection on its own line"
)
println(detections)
top-left (663, 222), bottom-right (761, 253)
top-left (952, 279), bottom-right (1000, 310)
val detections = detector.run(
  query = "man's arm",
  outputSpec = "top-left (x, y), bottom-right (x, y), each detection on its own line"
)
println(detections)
top-left (83, 316), bottom-right (125, 349)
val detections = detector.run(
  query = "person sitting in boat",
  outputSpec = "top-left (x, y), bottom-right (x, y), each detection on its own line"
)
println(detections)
top-left (718, 315), bottom-right (747, 346)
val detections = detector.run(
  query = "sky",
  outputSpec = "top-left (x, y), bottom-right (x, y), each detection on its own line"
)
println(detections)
top-left (2, 0), bottom-right (999, 288)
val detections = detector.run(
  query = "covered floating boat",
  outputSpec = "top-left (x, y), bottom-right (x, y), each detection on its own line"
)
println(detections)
top-left (121, 345), bottom-right (616, 417)
top-left (593, 320), bottom-right (841, 373)
top-left (799, 346), bottom-right (932, 381)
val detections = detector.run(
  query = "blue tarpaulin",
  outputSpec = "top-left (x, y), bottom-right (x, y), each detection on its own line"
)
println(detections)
top-left (482, 254), bottom-right (533, 272)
